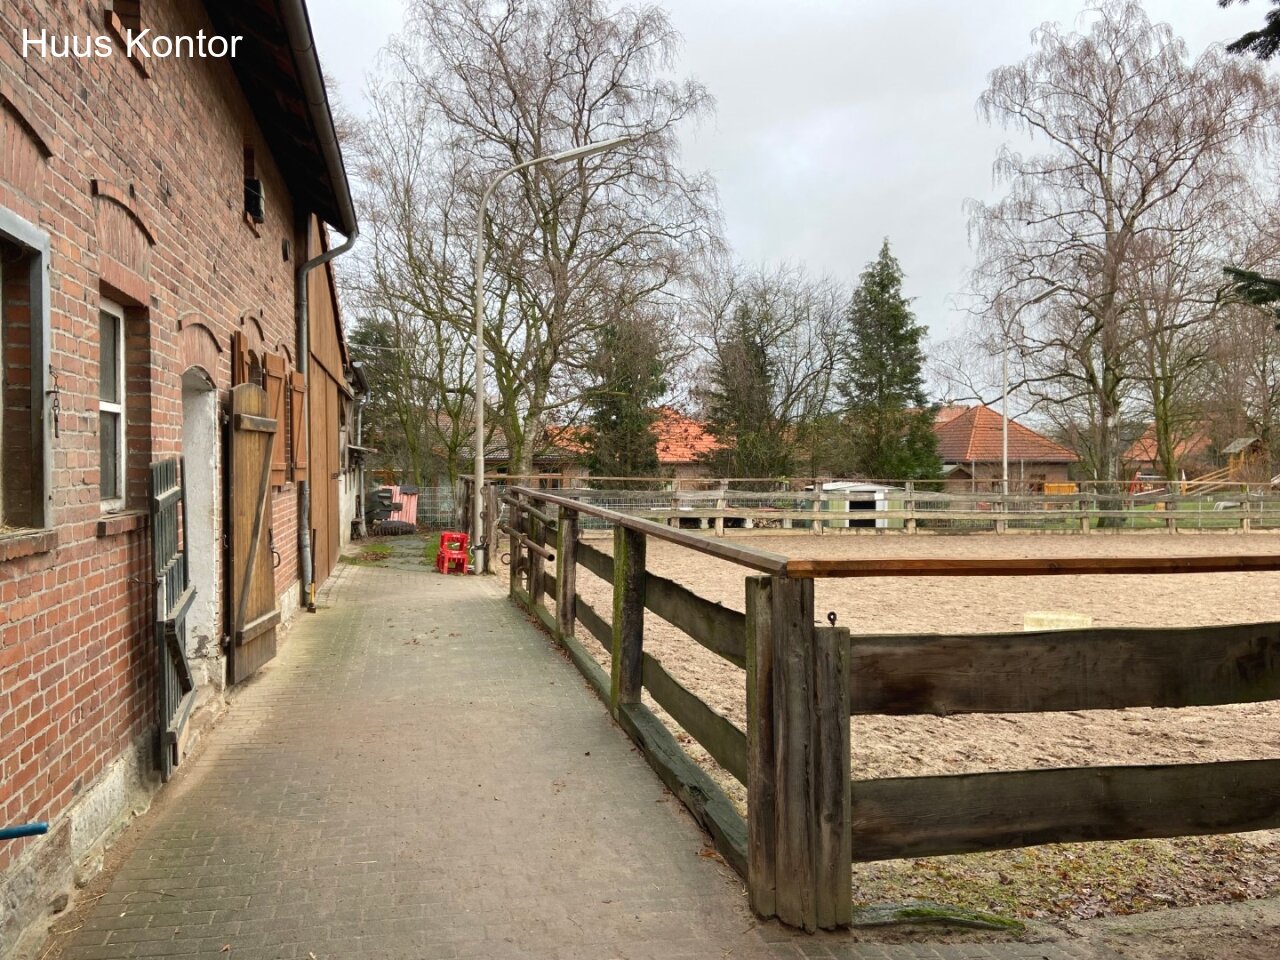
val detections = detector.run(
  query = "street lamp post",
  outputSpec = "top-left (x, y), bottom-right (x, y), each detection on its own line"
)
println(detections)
top-left (1001, 284), bottom-right (1067, 496)
top-left (471, 136), bottom-right (634, 572)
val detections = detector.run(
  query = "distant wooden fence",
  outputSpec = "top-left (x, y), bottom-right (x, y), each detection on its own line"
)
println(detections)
top-left (480, 476), bottom-right (1280, 536)
top-left (632, 486), bottom-right (1280, 535)
top-left (501, 485), bottom-right (1280, 932)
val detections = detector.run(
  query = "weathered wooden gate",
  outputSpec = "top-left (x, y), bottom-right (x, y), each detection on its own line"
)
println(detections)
top-left (227, 382), bottom-right (281, 684)
top-left (150, 458), bottom-right (196, 781)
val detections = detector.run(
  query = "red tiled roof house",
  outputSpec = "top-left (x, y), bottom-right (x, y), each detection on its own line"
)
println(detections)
top-left (520, 406), bottom-right (721, 482)
top-left (934, 405), bottom-right (1079, 489)
top-left (1122, 426), bottom-right (1215, 479)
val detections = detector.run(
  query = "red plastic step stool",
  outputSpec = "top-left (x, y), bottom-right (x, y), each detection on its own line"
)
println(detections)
top-left (436, 531), bottom-right (470, 574)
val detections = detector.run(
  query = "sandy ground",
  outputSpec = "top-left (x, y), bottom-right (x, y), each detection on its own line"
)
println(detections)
top-left (561, 530), bottom-right (1280, 921)
top-left (572, 530), bottom-right (1280, 786)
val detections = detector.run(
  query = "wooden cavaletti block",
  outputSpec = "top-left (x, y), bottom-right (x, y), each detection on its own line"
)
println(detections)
top-left (1024, 610), bottom-right (1094, 630)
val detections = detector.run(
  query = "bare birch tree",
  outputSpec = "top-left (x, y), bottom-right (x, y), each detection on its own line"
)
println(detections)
top-left (967, 0), bottom-right (1280, 482)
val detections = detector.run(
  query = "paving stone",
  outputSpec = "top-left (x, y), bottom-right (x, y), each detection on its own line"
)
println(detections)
top-left (56, 562), bottom-right (1104, 960)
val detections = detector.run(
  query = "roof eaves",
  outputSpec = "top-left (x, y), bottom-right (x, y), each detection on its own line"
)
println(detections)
top-left (277, 0), bottom-right (357, 235)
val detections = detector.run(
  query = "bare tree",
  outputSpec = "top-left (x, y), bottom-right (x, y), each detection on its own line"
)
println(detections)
top-left (967, 0), bottom-right (1280, 482)
top-left (693, 263), bottom-right (844, 479)
top-left (343, 74), bottom-right (481, 487)
top-left (1212, 300), bottom-right (1280, 478)
top-left (357, 0), bottom-right (720, 476)
top-left (1120, 177), bottom-right (1272, 480)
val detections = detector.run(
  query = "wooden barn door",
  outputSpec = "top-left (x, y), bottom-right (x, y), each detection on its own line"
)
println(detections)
top-left (227, 383), bottom-right (281, 684)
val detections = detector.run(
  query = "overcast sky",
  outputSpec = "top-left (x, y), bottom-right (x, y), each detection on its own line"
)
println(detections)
top-left (308, 0), bottom-right (1266, 343)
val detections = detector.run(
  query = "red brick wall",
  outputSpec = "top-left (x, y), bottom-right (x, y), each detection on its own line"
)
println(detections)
top-left (0, 0), bottom-right (318, 873)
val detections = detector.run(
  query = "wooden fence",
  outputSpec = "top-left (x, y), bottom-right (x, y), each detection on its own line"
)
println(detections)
top-left (632, 486), bottom-right (1280, 535)
top-left (501, 484), bottom-right (1280, 933)
top-left (480, 476), bottom-right (1280, 536)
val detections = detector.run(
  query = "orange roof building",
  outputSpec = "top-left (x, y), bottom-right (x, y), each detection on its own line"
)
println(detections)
top-left (652, 406), bottom-right (720, 466)
top-left (933, 405), bottom-right (1078, 487)
top-left (533, 406), bottom-right (720, 479)
top-left (1122, 426), bottom-right (1214, 476)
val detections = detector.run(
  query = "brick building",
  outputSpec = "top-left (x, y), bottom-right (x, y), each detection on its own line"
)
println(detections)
top-left (0, 1), bottom-right (357, 952)
top-left (934, 405), bottom-right (1079, 490)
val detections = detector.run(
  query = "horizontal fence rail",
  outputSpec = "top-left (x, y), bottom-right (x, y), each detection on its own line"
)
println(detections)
top-left (849, 759), bottom-right (1280, 862)
top-left (848, 622), bottom-right (1280, 715)
top-left (498, 482), bottom-right (1280, 935)
top-left (643, 653), bottom-right (747, 784)
top-left (511, 487), bottom-right (789, 573)
top-left (787, 554), bottom-right (1280, 578)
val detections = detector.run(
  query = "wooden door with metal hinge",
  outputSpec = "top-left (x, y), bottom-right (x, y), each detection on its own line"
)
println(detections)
top-left (150, 458), bottom-right (196, 780)
top-left (227, 382), bottom-right (282, 684)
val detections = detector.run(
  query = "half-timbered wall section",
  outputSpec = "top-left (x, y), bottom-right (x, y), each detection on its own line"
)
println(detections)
top-left (0, 2), bottom-right (355, 954)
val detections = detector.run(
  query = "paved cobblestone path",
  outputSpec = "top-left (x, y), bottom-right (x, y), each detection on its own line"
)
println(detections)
top-left (58, 563), bottom-right (1121, 960)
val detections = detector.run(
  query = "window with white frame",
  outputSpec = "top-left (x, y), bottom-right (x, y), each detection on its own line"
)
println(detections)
top-left (99, 298), bottom-right (125, 509)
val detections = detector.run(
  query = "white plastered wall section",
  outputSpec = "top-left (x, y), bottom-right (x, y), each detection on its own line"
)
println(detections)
top-left (180, 370), bottom-right (222, 692)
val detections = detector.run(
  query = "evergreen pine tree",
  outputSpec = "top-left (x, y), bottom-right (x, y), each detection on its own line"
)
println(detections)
top-left (839, 240), bottom-right (941, 480)
top-left (581, 318), bottom-right (666, 485)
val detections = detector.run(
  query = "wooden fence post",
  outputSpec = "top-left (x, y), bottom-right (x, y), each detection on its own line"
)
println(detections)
top-left (814, 621), bottom-right (851, 928)
top-left (746, 574), bottom-right (851, 932)
top-left (556, 507), bottom-right (579, 641)
top-left (904, 481), bottom-right (916, 534)
top-left (746, 576), bottom-right (777, 919)
top-left (483, 484), bottom-right (498, 573)
top-left (508, 492), bottom-right (521, 599)
top-left (1079, 496), bottom-right (1090, 534)
top-left (530, 512), bottom-right (545, 607)
top-left (611, 525), bottom-right (646, 716)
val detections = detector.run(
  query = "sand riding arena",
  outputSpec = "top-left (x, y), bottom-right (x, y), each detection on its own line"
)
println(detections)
top-left (557, 529), bottom-right (1280, 921)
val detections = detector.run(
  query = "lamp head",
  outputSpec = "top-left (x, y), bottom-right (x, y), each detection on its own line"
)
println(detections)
top-left (549, 135), bottom-right (636, 164)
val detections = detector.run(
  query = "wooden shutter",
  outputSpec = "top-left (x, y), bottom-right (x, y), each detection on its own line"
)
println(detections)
top-left (264, 354), bottom-right (287, 486)
top-left (231, 330), bottom-right (251, 386)
top-left (290, 371), bottom-right (308, 482)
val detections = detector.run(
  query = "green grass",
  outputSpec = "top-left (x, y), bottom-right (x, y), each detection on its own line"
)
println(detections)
top-left (851, 835), bottom-right (1280, 921)
top-left (339, 542), bottom-right (395, 566)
